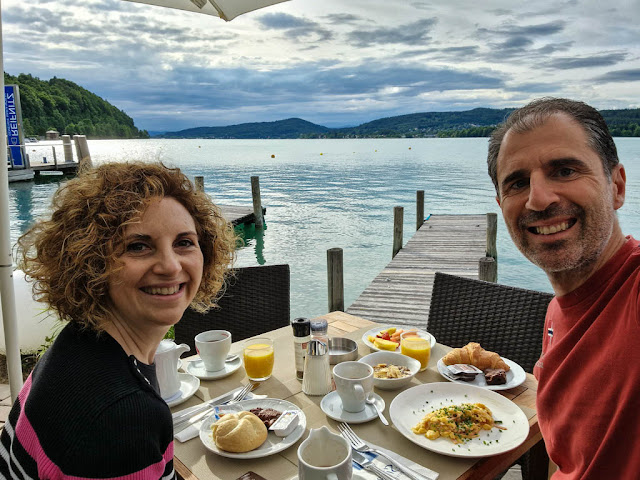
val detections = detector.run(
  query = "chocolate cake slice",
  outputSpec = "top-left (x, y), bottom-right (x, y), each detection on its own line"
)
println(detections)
top-left (484, 368), bottom-right (507, 385)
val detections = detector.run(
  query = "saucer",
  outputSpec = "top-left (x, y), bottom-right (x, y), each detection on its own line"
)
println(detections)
top-left (165, 373), bottom-right (200, 408)
top-left (291, 472), bottom-right (367, 480)
top-left (320, 391), bottom-right (386, 424)
top-left (186, 357), bottom-right (242, 380)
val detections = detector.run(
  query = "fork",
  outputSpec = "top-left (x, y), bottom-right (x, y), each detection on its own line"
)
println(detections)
top-left (173, 383), bottom-right (253, 430)
top-left (338, 422), bottom-right (423, 480)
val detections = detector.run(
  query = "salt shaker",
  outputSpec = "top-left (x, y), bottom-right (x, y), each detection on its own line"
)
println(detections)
top-left (302, 339), bottom-right (332, 396)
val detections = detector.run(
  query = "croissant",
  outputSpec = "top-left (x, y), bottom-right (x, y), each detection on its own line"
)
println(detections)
top-left (441, 342), bottom-right (510, 371)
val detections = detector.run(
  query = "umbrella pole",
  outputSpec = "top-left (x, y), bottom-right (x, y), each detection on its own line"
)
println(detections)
top-left (0, 1), bottom-right (25, 401)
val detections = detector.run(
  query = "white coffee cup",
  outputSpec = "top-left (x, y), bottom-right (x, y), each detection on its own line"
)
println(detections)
top-left (195, 330), bottom-right (231, 372)
top-left (298, 426), bottom-right (352, 480)
top-left (333, 361), bottom-right (374, 413)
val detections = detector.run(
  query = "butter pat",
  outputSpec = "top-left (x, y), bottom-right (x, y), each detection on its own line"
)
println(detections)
top-left (268, 410), bottom-right (299, 437)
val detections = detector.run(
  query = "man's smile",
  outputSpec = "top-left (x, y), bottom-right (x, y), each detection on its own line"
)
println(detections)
top-left (528, 219), bottom-right (577, 235)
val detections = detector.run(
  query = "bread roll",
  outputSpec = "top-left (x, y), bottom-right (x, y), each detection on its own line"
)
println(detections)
top-left (211, 411), bottom-right (268, 453)
top-left (441, 342), bottom-right (510, 371)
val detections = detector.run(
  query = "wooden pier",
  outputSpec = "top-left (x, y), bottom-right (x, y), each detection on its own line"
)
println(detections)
top-left (220, 205), bottom-right (267, 226)
top-left (346, 213), bottom-right (489, 328)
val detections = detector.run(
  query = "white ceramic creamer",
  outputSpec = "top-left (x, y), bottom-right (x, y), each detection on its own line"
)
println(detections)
top-left (155, 339), bottom-right (190, 400)
top-left (297, 426), bottom-right (352, 480)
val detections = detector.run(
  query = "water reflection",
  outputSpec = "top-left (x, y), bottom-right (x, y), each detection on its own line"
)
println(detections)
top-left (236, 223), bottom-right (266, 265)
top-left (11, 182), bottom-right (35, 230)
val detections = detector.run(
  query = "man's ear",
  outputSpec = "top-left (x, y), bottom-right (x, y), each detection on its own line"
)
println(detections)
top-left (611, 164), bottom-right (626, 210)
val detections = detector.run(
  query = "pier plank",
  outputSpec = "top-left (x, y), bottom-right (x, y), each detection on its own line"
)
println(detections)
top-left (346, 213), bottom-right (488, 329)
top-left (219, 205), bottom-right (267, 226)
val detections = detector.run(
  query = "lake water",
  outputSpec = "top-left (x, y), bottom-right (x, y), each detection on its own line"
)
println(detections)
top-left (9, 138), bottom-right (640, 320)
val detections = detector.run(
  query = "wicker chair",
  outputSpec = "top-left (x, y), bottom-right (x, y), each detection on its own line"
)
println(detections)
top-left (427, 271), bottom-right (554, 480)
top-left (175, 264), bottom-right (290, 354)
top-left (428, 271), bottom-right (553, 373)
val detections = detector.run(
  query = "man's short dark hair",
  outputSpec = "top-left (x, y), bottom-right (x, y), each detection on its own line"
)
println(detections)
top-left (487, 97), bottom-right (619, 194)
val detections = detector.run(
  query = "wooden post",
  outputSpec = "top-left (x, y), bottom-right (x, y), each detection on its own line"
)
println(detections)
top-left (392, 206), bottom-right (404, 258)
top-left (486, 212), bottom-right (497, 260)
top-left (52, 146), bottom-right (58, 168)
top-left (74, 135), bottom-right (92, 170)
top-left (479, 256), bottom-right (498, 283)
top-left (327, 248), bottom-right (344, 312)
top-left (62, 135), bottom-right (73, 163)
top-left (416, 190), bottom-right (424, 231)
top-left (251, 176), bottom-right (264, 228)
top-left (194, 176), bottom-right (204, 192)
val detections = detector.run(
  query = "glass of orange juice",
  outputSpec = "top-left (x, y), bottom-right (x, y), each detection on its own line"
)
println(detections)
top-left (400, 332), bottom-right (431, 371)
top-left (243, 338), bottom-right (275, 381)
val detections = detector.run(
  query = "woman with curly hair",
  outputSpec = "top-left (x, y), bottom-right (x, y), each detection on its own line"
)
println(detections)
top-left (0, 162), bottom-right (236, 479)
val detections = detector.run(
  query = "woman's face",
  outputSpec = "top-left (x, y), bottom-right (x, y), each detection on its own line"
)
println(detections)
top-left (108, 196), bottom-right (204, 332)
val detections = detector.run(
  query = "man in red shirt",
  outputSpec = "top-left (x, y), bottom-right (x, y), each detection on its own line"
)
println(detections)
top-left (487, 97), bottom-right (640, 479)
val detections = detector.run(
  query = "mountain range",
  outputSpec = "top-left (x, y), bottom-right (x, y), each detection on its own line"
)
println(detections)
top-left (153, 107), bottom-right (640, 139)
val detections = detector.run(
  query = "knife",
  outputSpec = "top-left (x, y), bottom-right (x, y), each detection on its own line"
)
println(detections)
top-left (352, 450), bottom-right (395, 480)
top-left (172, 387), bottom-right (242, 426)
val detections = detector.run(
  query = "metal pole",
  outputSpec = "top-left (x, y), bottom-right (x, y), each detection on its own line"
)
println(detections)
top-left (0, 2), bottom-right (25, 400)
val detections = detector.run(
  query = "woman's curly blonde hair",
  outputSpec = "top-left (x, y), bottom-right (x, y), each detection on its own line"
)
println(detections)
top-left (17, 161), bottom-right (237, 332)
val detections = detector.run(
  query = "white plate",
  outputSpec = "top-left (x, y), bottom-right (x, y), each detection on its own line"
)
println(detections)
top-left (362, 326), bottom-right (437, 352)
top-left (186, 357), bottom-right (243, 380)
top-left (165, 373), bottom-right (200, 408)
top-left (320, 391), bottom-right (385, 424)
top-left (437, 357), bottom-right (526, 391)
top-left (389, 383), bottom-right (529, 458)
top-left (200, 398), bottom-right (306, 459)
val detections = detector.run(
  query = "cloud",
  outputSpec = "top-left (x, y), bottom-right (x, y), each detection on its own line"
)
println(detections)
top-left (323, 13), bottom-right (361, 24)
top-left (593, 69), bottom-right (640, 83)
top-left (543, 53), bottom-right (627, 70)
top-left (347, 18), bottom-right (438, 47)
top-left (256, 12), bottom-right (333, 42)
top-left (488, 20), bottom-right (566, 37)
top-left (257, 12), bottom-right (316, 29)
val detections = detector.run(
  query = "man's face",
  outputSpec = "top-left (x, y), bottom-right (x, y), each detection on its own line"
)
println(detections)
top-left (495, 113), bottom-right (625, 277)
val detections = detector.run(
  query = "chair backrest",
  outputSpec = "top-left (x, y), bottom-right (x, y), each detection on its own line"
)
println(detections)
top-left (427, 272), bottom-right (554, 373)
top-left (175, 264), bottom-right (291, 354)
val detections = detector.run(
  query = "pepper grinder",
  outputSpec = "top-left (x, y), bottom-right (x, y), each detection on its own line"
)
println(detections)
top-left (302, 339), bottom-right (332, 396)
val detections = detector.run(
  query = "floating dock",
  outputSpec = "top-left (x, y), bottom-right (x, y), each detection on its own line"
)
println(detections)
top-left (346, 214), bottom-right (489, 327)
top-left (220, 206), bottom-right (267, 226)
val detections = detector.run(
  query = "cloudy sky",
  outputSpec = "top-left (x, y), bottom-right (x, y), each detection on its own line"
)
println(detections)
top-left (3, 0), bottom-right (639, 132)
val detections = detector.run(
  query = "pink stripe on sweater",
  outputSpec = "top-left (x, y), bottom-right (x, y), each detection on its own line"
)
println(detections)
top-left (13, 375), bottom-right (174, 479)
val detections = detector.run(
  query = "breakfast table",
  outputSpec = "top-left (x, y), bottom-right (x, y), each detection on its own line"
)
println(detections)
top-left (171, 311), bottom-right (547, 480)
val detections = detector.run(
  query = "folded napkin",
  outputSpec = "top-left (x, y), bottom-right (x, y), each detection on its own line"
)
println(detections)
top-left (174, 392), bottom-right (261, 443)
top-left (353, 443), bottom-right (439, 480)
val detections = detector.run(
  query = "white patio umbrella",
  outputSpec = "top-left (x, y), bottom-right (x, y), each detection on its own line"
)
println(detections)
top-left (0, 0), bottom-right (289, 401)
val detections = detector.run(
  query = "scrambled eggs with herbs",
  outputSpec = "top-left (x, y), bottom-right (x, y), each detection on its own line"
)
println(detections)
top-left (412, 403), bottom-right (505, 444)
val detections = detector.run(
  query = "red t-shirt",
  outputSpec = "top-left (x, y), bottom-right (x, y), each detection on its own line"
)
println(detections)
top-left (534, 236), bottom-right (640, 479)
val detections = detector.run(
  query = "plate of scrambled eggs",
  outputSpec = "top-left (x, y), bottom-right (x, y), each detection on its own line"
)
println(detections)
top-left (389, 383), bottom-right (529, 458)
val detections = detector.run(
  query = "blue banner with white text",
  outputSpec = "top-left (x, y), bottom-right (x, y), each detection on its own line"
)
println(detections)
top-left (5, 85), bottom-right (25, 168)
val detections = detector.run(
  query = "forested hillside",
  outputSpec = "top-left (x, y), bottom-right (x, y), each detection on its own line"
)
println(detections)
top-left (159, 118), bottom-right (330, 139)
top-left (5, 73), bottom-right (149, 139)
top-left (158, 106), bottom-right (640, 139)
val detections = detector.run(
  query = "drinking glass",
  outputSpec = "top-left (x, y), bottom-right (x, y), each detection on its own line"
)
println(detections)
top-left (243, 337), bottom-right (275, 381)
top-left (400, 332), bottom-right (431, 371)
